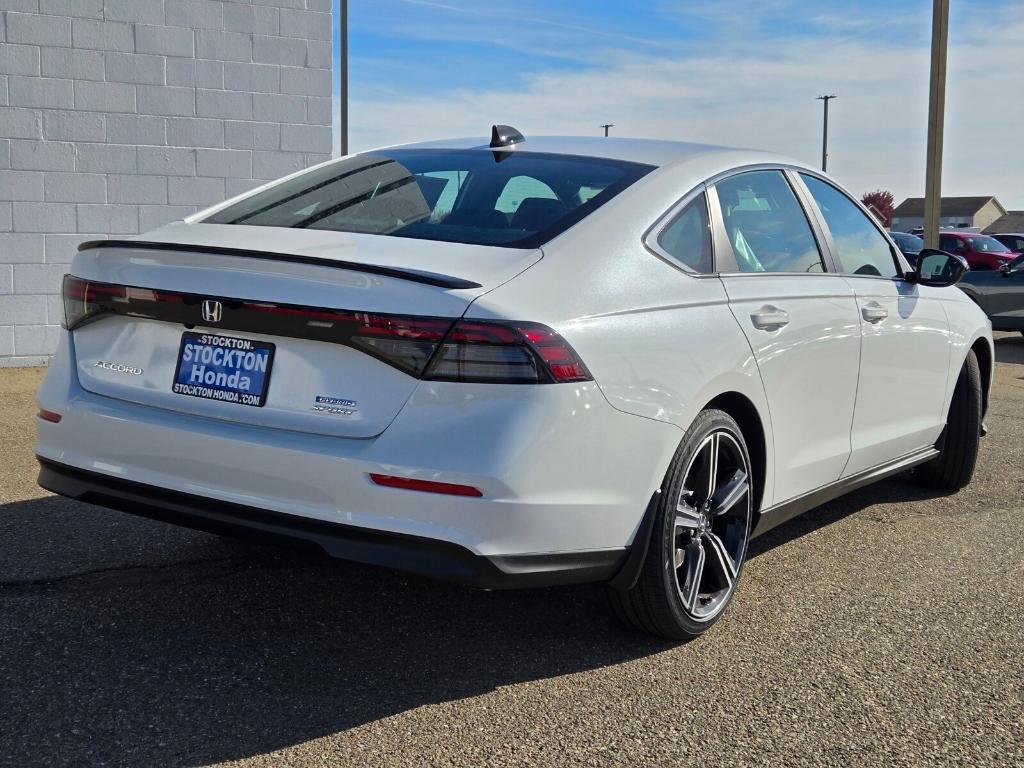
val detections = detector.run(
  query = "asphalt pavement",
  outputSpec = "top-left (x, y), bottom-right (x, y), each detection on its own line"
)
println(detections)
top-left (2, 334), bottom-right (1022, 767)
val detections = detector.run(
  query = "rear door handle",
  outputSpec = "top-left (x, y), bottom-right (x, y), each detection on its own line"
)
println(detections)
top-left (861, 302), bottom-right (888, 324)
top-left (750, 305), bottom-right (790, 331)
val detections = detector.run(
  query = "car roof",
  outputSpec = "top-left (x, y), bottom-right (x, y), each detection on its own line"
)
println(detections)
top-left (389, 135), bottom-right (802, 170)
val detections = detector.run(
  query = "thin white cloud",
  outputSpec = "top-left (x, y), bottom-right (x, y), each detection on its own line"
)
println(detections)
top-left (397, 0), bottom-right (679, 50)
top-left (342, 2), bottom-right (1024, 208)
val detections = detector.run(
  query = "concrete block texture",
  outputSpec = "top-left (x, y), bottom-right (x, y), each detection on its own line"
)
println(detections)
top-left (105, 113), bottom-right (165, 145)
top-left (165, 0), bottom-right (225, 31)
top-left (75, 142), bottom-right (136, 173)
top-left (13, 202), bottom-right (77, 232)
top-left (77, 202), bottom-right (138, 233)
top-left (2, 170), bottom-right (45, 201)
top-left (7, 13), bottom-right (72, 47)
top-left (1, 0), bottom-right (334, 364)
top-left (166, 117), bottom-right (223, 148)
top-left (280, 9), bottom-right (331, 41)
top-left (196, 87), bottom-right (252, 120)
top-left (0, 43), bottom-right (41, 76)
top-left (74, 80), bottom-right (137, 113)
top-left (11, 139), bottom-right (75, 171)
top-left (134, 24), bottom-right (194, 57)
top-left (42, 110), bottom-right (105, 142)
top-left (280, 123), bottom-right (330, 154)
top-left (43, 172), bottom-right (106, 203)
top-left (104, 52), bottom-right (166, 86)
top-left (107, 174), bottom-right (167, 204)
top-left (196, 148), bottom-right (251, 178)
top-left (9, 76), bottom-right (74, 109)
top-left (0, 107), bottom-right (42, 138)
top-left (40, 1), bottom-right (103, 19)
top-left (71, 18), bottom-right (134, 52)
top-left (168, 175), bottom-right (225, 205)
top-left (40, 47), bottom-right (104, 80)
top-left (104, 0), bottom-right (164, 25)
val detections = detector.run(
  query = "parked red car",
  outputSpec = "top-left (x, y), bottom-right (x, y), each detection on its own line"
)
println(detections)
top-left (939, 231), bottom-right (1018, 270)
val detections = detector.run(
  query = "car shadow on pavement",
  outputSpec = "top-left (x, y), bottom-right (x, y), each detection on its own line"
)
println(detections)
top-left (0, 471), bottom-right (956, 766)
top-left (0, 494), bottom-right (673, 767)
top-left (748, 476), bottom-right (947, 560)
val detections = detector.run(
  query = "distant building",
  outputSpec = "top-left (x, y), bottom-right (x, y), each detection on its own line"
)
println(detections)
top-left (984, 211), bottom-right (1024, 234)
top-left (890, 196), bottom-right (1006, 233)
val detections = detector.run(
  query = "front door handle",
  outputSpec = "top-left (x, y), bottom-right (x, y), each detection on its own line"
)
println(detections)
top-left (750, 305), bottom-right (790, 331)
top-left (861, 302), bottom-right (888, 324)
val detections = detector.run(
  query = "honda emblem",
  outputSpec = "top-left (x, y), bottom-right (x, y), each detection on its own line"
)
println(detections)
top-left (201, 299), bottom-right (223, 324)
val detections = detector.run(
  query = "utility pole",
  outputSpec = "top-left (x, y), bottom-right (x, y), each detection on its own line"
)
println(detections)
top-left (337, 0), bottom-right (348, 156)
top-left (816, 95), bottom-right (836, 172)
top-left (923, 0), bottom-right (950, 249)
top-left (600, 123), bottom-right (614, 137)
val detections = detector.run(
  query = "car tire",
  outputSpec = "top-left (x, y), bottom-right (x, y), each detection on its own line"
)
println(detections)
top-left (607, 409), bottom-right (753, 640)
top-left (916, 349), bottom-right (982, 491)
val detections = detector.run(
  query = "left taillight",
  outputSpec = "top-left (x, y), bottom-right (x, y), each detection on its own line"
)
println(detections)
top-left (62, 275), bottom-right (126, 330)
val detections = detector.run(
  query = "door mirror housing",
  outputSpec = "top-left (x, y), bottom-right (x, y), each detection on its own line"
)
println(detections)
top-left (906, 249), bottom-right (968, 287)
top-left (1001, 256), bottom-right (1024, 277)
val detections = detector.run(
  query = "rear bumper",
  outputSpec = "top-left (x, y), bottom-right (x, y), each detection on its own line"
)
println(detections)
top-left (38, 457), bottom-right (626, 589)
top-left (37, 333), bottom-right (681, 559)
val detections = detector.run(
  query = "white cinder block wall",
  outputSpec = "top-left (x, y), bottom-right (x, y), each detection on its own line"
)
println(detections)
top-left (0, 0), bottom-right (333, 366)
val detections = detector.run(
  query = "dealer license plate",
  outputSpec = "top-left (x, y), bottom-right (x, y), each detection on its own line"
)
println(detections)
top-left (172, 332), bottom-right (274, 407)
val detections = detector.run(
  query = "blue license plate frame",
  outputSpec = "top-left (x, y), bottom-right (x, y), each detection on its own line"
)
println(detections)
top-left (172, 332), bottom-right (275, 408)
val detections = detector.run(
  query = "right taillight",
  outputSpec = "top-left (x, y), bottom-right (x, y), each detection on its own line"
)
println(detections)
top-left (423, 320), bottom-right (592, 384)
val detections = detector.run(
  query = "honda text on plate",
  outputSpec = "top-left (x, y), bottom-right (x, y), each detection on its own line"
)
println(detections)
top-left (37, 127), bottom-right (993, 639)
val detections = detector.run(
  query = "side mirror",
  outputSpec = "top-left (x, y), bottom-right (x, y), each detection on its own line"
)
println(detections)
top-left (1001, 259), bottom-right (1023, 277)
top-left (906, 248), bottom-right (968, 287)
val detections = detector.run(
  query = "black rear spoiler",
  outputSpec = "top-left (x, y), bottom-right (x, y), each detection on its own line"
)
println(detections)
top-left (77, 239), bottom-right (482, 290)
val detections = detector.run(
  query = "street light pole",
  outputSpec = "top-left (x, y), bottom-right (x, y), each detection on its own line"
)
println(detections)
top-left (923, 0), bottom-right (950, 249)
top-left (816, 95), bottom-right (835, 172)
top-left (600, 123), bottom-right (614, 137)
top-left (337, 0), bottom-right (348, 157)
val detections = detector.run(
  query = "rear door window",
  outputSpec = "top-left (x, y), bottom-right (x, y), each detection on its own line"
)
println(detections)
top-left (204, 149), bottom-right (654, 249)
top-left (714, 171), bottom-right (824, 273)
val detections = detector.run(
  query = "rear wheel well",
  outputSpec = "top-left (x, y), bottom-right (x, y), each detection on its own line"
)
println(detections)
top-left (970, 338), bottom-right (991, 420)
top-left (703, 392), bottom-right (767, 520)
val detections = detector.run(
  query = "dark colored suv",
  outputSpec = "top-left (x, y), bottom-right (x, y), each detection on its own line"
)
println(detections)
top-left (990, 233), bottom-right (1024, 254)
top-left (938, 231), bottom-right (1018, 271)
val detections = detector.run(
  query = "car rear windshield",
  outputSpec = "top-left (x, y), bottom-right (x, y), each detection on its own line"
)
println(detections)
top-left (203, 149), bottom-right (654, 248)
top-left (890, 232), bottom-right (923, 253)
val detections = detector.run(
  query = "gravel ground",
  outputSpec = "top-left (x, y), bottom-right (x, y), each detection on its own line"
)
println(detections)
top-left (2, 334), bottom-right (1022, 767)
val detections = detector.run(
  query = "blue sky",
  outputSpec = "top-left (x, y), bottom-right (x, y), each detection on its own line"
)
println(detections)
top-left (335, 1), bottom-right (1024, 209)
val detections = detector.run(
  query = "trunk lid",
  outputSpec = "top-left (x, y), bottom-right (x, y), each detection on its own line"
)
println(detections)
top-left (68, 224), bottom-right (541, 438)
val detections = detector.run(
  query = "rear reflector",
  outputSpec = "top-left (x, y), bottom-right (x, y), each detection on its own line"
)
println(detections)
top-left (368, 473), bottom-right (483, 497)
top-left (37, 409), bottom-right (62, 423)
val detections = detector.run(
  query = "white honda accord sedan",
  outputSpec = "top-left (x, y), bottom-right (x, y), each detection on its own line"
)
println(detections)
top-left (37, 127), bottom-right (992, 639)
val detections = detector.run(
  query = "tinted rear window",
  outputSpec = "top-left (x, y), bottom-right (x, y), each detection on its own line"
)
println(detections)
top-left (204, 149), bottom-right (654, 248)
top-left (965, 235), bottom-right (1013, 253)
